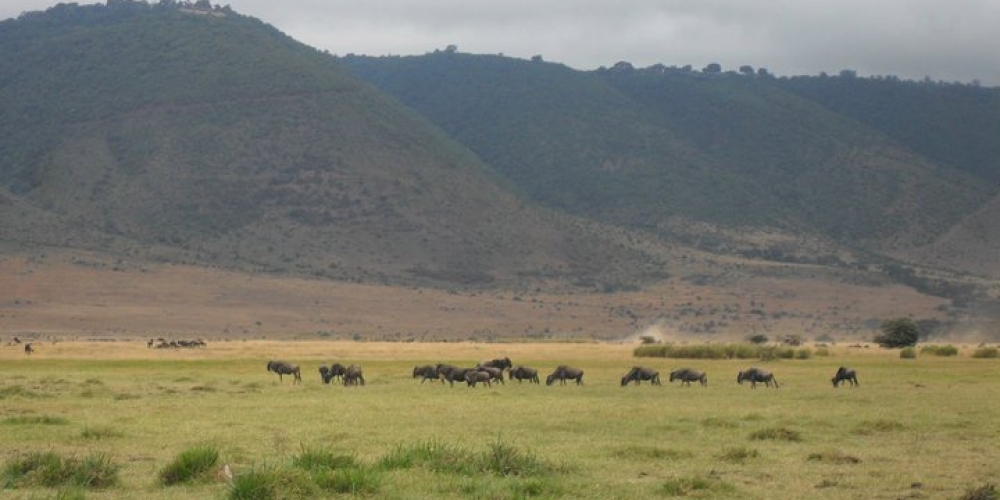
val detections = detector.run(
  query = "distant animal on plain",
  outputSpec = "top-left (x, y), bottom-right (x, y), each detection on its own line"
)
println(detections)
top-left (621, 366), bottom-right (661, 386)
top-left (319, 363), bottom-right (347, 384)
top-left (466, 370), bottom-right (493, 387)
top-left (831, 366), bottom-right (859, 388)
top-left (546, 365), bottom-right (584, 386)
top-left (24, 343), bottom-right (34, 355)
top-left (669, 368), bottom-right (707, 386)
top-left (343, 364), bottom-right (365, 386)
top-left (737, 367), bottom-right (778, 389)
top-left (267, 360), bottom-right (301, 385)
top-left (508, 365), bottom-right (540, 384)
top-left (476, 366), bottom-right (505, 385)
top-left (479, 357), bottom-right (513, 371)
top-left (412, 365), bottom-right (440, 383)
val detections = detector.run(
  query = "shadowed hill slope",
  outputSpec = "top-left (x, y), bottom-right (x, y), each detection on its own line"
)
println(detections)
top-left (0, 2), bottom-right (667, 288)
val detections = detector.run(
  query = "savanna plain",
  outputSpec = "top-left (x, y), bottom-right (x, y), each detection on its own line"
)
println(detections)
top-left (2, 340), bottom-right (999, 500)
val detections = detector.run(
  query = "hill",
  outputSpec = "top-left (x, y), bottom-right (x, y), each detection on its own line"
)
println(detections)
top-left (341, 53), bottom-right (1000, 272)
top-left (0, 1), bottom-right (669, 289)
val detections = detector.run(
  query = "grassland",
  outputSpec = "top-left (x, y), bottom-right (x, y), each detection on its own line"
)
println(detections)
top-left (1, 340), bottom-right (998, 499)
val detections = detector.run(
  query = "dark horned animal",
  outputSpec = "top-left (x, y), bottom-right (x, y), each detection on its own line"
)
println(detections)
top-left (508, 365), bottom-right (540, 384)
top-left (669, 368), bottom-right (707, 386)
top-left (546, 365), bottom-right (584, 386)
top-left (319, 363), bottom-right (347, 384)
top-left (737, 367), bottom-right (778, 389)
top-left (343, 364), bottom-right (365, 386)
top-left (412, 364), bottom-right (440, 383)
top-left (621, 366), bottom-right (661, 386)
top-left (267, 360), bottom-right (302, 385)
top-left (831, 366), bottom-right (859, 387)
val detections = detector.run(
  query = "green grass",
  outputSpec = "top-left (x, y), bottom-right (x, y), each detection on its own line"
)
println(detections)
top-left (1, 345), bottom-right (999, 499)
top-left (159, 444), bottom-right (220, 485)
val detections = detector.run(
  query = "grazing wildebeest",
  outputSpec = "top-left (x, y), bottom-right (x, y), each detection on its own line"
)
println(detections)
top-left (669, 368), bottom-right (707, 386)
top-left (343, 364), bottom-right (365, 386)
top-left (466, 370), bottom-right (493, 388)
top-left (737, 367), bottom-right (778, 389)
top-left (476, 366), bottom-right (505, 385)
top-left (621, 366), bottom-right (661, 386)
top-left (267, 360), bottom-right (301, 384)
top-left (831, 366), bottom-right (859, 387)
top-left (508, 365), bottom-right (540, 384)
top-left (437, 365), bottom-right (475, 387)
top-left (412, 365), bottom-right (440, 383)
top-left (24, 343), bottom-right (34, 355)
top-left (546, 365), bottom-right (584, 386)
top-left (480, 357), bottom-right (513, 371)
top-left (319, 363), bottom-right (347, 384)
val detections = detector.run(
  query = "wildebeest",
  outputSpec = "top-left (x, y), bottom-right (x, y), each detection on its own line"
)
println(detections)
top-left (508, 365), bottom-right (540, 384)
top-left (546, 365), bottom-right (584, 386)
top-left (436, 364), bottom-right (475, 387)
top-left (267, 360), bottom-right (301, 385)
top-left (669, 368), bottom-right (708, 386)
top-left (737, 367), bottom-right (778, 389)
top-left (831, 366), bottom-right (859, 387)
top-left (24, 343), bottom-right (34, 355)
top-left (319, 363), bottom-right (347, 384)
top-left (621, 366), bottom-right (661, 386)
top-left (479, 357), bottom-right (513, 371)
top-left (412, 364), bottom-right (440, 383)
top-left (343, 364), bottom-right (365, 386)
top-left (466, 370), bottom-right (493, 388)
top-left (476, 366), bottom-right (505, 385)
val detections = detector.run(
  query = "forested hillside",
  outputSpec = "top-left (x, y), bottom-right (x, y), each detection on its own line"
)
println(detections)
top-left (343, 53), bottom-right (1000, 269)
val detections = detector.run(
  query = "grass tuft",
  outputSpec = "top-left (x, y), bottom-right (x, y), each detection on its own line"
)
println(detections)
top-left (853, 419), bottom-right (905, 435)
top-left (2, 451), bottom-right (119, 489)
top-left (959, 483), bottom-right (998, 500)
top-left (81, 425), bottom-right (122, 440)
top-left (159, 445), bottom-right (219, 486)
top-left (227, 464), bottom-right (315, 500)
top-left (807, 449), bottom-right (861, 464)
top-left (749, 427), bottom-right (802, 442)
top-left (291, 447), bottom-right (357, 471)
top-left (718, 446), bottom-right (759, 463)
top-left (613, 445), bottom-right (693, 460)
top-left (659, 475), bottom-right (737, 497)
top-left (2, 415), bottom-right (69, 426)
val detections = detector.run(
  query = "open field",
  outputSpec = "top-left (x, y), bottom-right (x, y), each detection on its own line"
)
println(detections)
top-left (2, 340), bottom-right (999, 499)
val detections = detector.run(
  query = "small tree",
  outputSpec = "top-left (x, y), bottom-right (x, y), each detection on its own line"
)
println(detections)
top-left (874, 318), bottom-right (920, 348)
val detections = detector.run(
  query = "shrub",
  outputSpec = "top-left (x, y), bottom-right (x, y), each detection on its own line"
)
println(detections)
top-left (813, 346), bottom-right (831, 357)
top-left (921, 345), bottom-right (958, 356)
top-left (875, 318), bottom-right (920, 348)
top-left (159, 445), bottom-right (219, 486)
top-left (746, 334), bottom-right (769, 344)
top-left (972, 347), bottom-right (999, 359)
top-left (900, 347), bottom-right (917, 359)
top-left (795, 348), bottom-right (812, 359)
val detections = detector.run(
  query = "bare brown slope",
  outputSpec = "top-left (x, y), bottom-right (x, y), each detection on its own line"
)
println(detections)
top-left (0, 251), bottom-right (953, 342)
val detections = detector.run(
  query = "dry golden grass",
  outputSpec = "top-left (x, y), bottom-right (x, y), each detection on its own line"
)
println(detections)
top-left (2, 339), bottom-right (999, 500)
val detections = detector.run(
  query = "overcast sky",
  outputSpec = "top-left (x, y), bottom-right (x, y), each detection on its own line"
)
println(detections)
top-left (3, 0), bottom-right (999, 86)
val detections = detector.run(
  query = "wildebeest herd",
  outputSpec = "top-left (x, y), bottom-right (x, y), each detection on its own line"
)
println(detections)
top-left (265, 357), bottom-right (859, 390)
